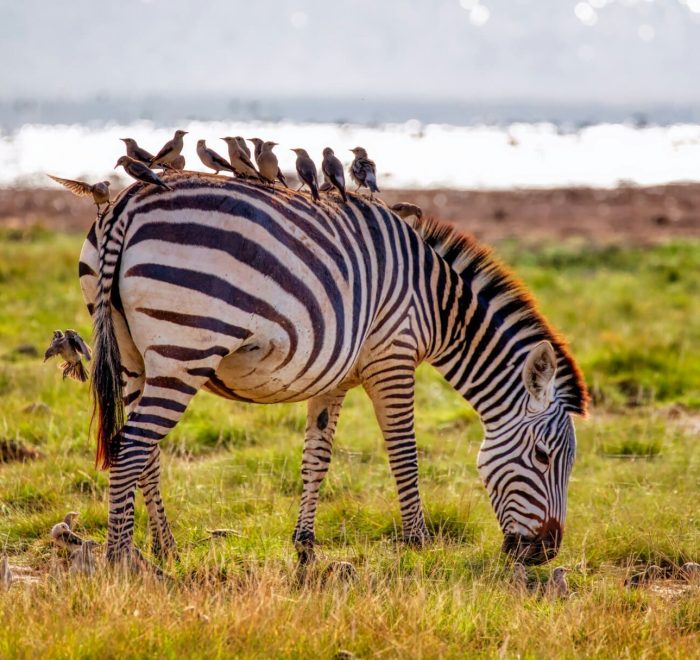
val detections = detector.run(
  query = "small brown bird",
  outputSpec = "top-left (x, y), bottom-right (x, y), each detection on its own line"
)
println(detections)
top-left (291, 148), bottom-right (320, 202)
top-left (1, 556), bottom-right (12, 590)
top-left (235, 136), bottom-right (252, 159)
top-left (249, 137), bottom-right (264, 165)
top-left (50, 522), bottom-right (85, 552)
top-left (64, 511), bottom-right (79, 529)
top-left (115, 156), bottom-right (172, 190)
top-left (150, 129), bottom-right (188, 168)
top-left (70, 540), bottom-right (99, 576)
top-left (625, 564), bottom-right (664, 589)
top-left (196, 139), bottom-right (235, 175)
top-left (545, 567), bottom-right (569, 599)
top-left (170, 154), bottom-right (186, 171)
top-left (221, 137), bottom-right (260, 179)
top-left (349, 147), bottom-right (380, 199)
top-left (120, 137), bottom-right (155, 165)
top-left (511, 561), bottom-right (528, 594)
top-left (47, 175), bottom-right (111, 210)
top-left (391, 202), bottom-right (423, 220)
top-left (321, 147), bottom-right (347, 202)
top-left (44, 330), bottom-right (92, 382)
top-left (251, 138), bottom-right (288, 187)
top-left (257, 141), bottom-right (283, 187)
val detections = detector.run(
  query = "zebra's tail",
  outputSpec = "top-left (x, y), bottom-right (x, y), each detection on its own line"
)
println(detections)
top-left (90, 207), bottom-right (128, 470)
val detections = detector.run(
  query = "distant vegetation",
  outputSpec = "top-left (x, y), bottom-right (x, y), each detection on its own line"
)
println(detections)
top-left (1, 230), bottom-right (699, 656)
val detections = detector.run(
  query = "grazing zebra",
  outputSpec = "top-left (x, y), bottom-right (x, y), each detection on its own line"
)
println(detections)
top-left (78, 172), bottom-right (587, 566)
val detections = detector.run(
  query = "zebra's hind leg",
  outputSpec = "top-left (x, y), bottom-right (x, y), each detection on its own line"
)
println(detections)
top-left (363, 365), bottom-right (429, 547)
top-left (292, 388), bottom-right (347, 565)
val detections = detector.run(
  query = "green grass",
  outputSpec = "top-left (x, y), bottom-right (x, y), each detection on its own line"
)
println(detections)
top-left (1, 230), bottom-right (700, 657)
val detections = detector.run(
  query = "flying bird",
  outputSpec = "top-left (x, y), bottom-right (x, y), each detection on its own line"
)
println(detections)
top-left (119, 138), bottom-right (155, 165)
top-left (44, 329), bottom-right (92, 382)
top-left (321, 147), bottom-right (347, 202)
top-left (115, 156), bottom-right (172, 190)
top-left (47, 175), bottom-right (111, 210)
top-left (221, 137), bottom-right (260, 179)
top-left (149, 129), bottom-right (188, 168)
top-left (391, 202), bottom-right (423, 220)
top-left (545, 567), bottom-right (569, 599)
top-left (349, 147), bottom-right (380, 199)
top-left (291, 148), bottom-right (320, 202)
top-left (196, 139), bottom-right (235, 175)
top-left (50, 521), bottom-right (85, 552)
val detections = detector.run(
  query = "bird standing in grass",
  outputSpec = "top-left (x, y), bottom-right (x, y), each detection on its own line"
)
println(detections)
top-left (47, 175), bottom-right (111, 210)
top-left (196, 139), bottom-right (235, 175)
top-left (43, 329), bottom-right (92, 382)
top-left (221, 137), bottom-right (260, 179)
top-left (150, 129), bottom-right (188, 168)
top-left (115, 156), bottom-right (172, 190)
top-left (291, 148), bottom-right (320, 202)
top-left (545, 567), bottom-right (569, 599)
top-left (391, 202), bottom-right (423, 220)
top-left (70, 540), bottom-right (99, 577)
top-left (258, 141), bottom-right (287, 187)
top-left (349, 147), bottom-right (380, 199)
top-left (321, 147), bottom-right (347, 202)
top-left (50, 522), bottom-right (85, 552)
top-left (120, 138), bottom-right (155, 165)
top-left (1, 556), bottom-right (12, 590)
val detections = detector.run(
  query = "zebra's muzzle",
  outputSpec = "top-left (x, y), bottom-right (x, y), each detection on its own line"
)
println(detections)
top-left (501, 519), bottom-right (562, 565)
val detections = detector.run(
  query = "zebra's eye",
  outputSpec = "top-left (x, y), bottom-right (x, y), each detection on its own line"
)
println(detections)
top-left (534, 443), bottom-right (550, 466)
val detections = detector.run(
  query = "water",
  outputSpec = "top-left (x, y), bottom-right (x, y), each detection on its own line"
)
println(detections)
top-left (1, 119), bottom-right (699, 190)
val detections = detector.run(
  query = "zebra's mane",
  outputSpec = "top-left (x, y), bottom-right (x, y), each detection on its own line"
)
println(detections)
top-left (413, 215), bottom-right (589, 416)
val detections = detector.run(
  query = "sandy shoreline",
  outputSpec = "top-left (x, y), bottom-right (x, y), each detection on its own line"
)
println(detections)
top-left (1, 182), bottom-right (699, 244)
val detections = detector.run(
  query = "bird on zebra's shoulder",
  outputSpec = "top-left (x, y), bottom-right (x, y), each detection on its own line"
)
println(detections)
top-left (43, 329), bottom-right (92, 382)
top-left (291, 148), bottom-right (320, 202)
top-left (196, 139), bottom-right (235, 175)
top-left (248, 137), bottom-right (264, 165)
top-left (170, 154), bottom-right (186, 171)
top-left (115, 156), bottom-right (173, 190)
top-left (50, 521), bottom-right (86, 553)
top-left (257, 141), bottom-right (288, 188)
top-left (349, 146), bottom-right (380, 199)
top-left (1, 556), bottom-right (12, 590)
top-left (321, 147), bottom-right (347, 202)
top-left (221, 137), bottom-right (261, 180)
top-left (70, 540), bottom-right (99, 577)
top-left (545, 566), bottom-right (569, 599)
top-left (234, 136), bottom-right (252, 159)
top-left (391, 202), bottom-right (423, 221)
top-left (511, 561), bottom-right (529, 594)
top-left (119, 137), bottom-right (155, 165)
top-left (149, 129), bottom-right (188, 168)
top-left (47, 175), bottom-right (111, 210)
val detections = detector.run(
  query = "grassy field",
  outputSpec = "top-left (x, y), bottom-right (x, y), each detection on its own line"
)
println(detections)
top-left (1, 227), bottom-right (700, 657)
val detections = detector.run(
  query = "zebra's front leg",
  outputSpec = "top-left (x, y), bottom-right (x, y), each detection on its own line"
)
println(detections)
top-left (364, 366), bottom-right (428, 546)
top-left (292, 388), bottom-right (347, 565)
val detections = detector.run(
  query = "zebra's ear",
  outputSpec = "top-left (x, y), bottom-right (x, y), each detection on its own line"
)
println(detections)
top-left (522, 341), bottom-right (557, 409)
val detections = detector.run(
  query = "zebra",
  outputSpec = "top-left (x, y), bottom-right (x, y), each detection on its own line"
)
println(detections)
top-left (78, 172), bottom-right (588, 566)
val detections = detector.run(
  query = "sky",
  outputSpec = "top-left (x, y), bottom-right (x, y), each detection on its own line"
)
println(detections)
top-left (1, 0), bottom-right (700, 105)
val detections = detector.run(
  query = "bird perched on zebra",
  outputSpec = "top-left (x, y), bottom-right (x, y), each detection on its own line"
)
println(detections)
top-left (50, 521), bottom-right (85, 552)
top-left (77, 179), bottom-right (587, 568)
top-left (257, 141), bottom-right (288, 188)
top-left (196, 139), bottom-right (235, 175)
top-left (221, 137), bottom-right (260, 180)
top-left (120, 138), bottom-right (155, 165)
top-left (235, 136), bottom-right (252, 159)
top-left (149, 129), bottom-right (188, 168)
top-left (349, 147), bottom-right (380, 199)
top-left (170, 154), bottom-right (186, 171)
top-left (47, 175), bottom-right (111, 210)
top-left (321, 147), bottom-right (347, 202)
top-left (291, 148), bottom-right (320, 202)
top-left (115, 156), bottom-right (172, 190)
top-left (43, 329), bottom-right (92, 382)
top-left (248, 137), bottom-right (264, 164)
top-left (545, 567), bottom-right (569, 599)
top-left (391, 202), bottom-right (423, 221)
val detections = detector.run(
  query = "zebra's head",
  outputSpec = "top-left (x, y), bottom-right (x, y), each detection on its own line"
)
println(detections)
top-left (477, 340), bottom-right (578, 564)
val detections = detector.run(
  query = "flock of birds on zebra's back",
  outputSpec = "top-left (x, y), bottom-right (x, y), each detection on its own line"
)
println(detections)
top-left (48, 129), bottom-right (424, 222)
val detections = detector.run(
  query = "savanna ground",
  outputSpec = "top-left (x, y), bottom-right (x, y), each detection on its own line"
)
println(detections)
top-left (1, 186), bottom-right (700, 657)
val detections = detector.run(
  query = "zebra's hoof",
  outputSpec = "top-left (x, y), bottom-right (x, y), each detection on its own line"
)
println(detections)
top-left (320, 561), bottom-right (358, 587)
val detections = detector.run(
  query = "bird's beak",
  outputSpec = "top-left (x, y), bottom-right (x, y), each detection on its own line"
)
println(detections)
top-left (119, 138), bottom-right (127, 142)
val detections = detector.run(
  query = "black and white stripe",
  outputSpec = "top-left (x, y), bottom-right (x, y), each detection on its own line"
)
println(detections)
top-left (79, 173), bottom-right (587, 565)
